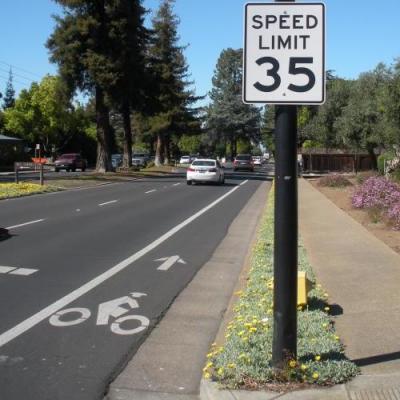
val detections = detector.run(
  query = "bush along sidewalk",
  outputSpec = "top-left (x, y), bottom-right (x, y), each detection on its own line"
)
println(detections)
top-left (203, 186), bottom-right (359, 390)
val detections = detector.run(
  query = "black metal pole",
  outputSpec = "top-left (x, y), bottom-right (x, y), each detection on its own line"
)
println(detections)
top-left (272, 105), bottom-right (298, 368)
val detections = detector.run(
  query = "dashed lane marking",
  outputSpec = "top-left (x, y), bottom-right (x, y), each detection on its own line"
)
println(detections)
top-left (0, 267), bottom-right (38, 276)
top-left (145, 189), bottom-right (156, 194)
top-left (98, 200), bottom-right (118, 207)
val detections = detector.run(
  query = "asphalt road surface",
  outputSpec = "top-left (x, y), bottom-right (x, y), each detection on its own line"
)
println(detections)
top-left (0, 165), bottom-right (271, 400)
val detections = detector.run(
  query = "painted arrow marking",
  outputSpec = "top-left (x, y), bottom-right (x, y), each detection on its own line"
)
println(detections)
top-left (155, 255), bottom-right (186, 271)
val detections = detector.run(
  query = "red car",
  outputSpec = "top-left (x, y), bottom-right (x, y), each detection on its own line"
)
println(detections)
top-left (54, 153), bottom-right (87, 172)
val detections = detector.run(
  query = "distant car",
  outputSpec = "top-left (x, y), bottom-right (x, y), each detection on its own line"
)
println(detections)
top-left (111, 154), bottom-right (123, 168)
top-left (54, 153), bottom-right (87, 172)
top-left (131, 153), bottom-right (148, 168)
top-left (186, 159), bottom-right (225, 185)
top-left (179, 155), bottom-right (191, 164)
top-left (233, 154), bottom-right (254, 172)
top-left (252, 156), bottom-right (262, 166)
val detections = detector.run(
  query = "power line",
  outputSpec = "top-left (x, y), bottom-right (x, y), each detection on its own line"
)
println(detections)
top-left (0, 67), bottom-right (36, 83)
top-left (0, 74), bottom-right (33, 87)
top-left (0, 60), bottom-right (42, 79)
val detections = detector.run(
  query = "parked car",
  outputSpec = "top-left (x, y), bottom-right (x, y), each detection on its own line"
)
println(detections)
top-left (186, 158), bottom-right (225, 185)
top-left (54, 153), bottom-right (87, 172)
top-left (111, 153), bottom-right (123, 168)
top-left (179, 155), bottom-right (191, 164)
top-left (233, 154), bottom-right (254, 172)
top-left (131, 153), bottom-right (149, 168)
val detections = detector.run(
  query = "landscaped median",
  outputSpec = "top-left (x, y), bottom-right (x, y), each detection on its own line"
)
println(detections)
top-left (203, 185), bottom-right (358, 390)
top-left (0, 183), bottom-right (60, 199)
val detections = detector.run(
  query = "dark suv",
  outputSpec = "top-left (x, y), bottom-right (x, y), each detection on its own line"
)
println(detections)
top-left (55, 153), bottom-right (87, 172)
top-left (233, 154), bottom-right (254, 172)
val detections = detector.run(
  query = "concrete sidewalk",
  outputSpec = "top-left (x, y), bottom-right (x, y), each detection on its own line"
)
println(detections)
top-left (107, 178), bottom-right (400, 400)
top-left (201, 179), bottom-right (400, 400)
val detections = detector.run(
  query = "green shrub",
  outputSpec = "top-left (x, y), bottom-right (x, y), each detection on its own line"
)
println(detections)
top-left (377, 152), bottom-right (395, 175)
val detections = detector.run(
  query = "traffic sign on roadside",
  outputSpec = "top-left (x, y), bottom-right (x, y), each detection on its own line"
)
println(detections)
top-left (243, 2), bottom-right (325, 104)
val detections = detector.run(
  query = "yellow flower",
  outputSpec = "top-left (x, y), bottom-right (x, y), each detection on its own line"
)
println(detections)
top-left (227, 363), bottom-right (236, 369)
top-left (324, 306), bottom-right (330, 312)
top-left (204, 372), bottom-right (211, 379)
top-left (301, 364), bottom-right (307, 371)
top-left (249, 327), bottom-right (257, 333)
top-left (322, 323), bottom-right (328, 328)
top-left (334, 335), bottom-right (340, 341)
top-left (289, 360), bottom-right (297, 368)
top-left (217, 368), bottom-right (224, 376)
top-left (206, 353), bottom-right (213, 358)
top-left (315, 355), bottom-right (321, 361)
top-left (312, 372), bottom-right (319, 379)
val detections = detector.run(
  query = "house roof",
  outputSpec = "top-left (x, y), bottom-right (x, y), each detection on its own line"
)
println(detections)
top-left (0, 134), bottom-right (23, 143)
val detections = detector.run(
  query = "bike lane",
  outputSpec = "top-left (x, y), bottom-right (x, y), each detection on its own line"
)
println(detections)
top-left (0, 178), bottom-right (261, 400)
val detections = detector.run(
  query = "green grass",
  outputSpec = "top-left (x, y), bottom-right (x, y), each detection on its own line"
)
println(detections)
top-left (204, 186), bottom-right (359, 389)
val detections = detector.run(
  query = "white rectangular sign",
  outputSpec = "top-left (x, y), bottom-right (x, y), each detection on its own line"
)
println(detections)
top-left (243, 2), bottom-right (325, 104)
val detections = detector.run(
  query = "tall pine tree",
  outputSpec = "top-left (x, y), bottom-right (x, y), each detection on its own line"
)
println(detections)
top-left (148, 0), bottom-right (199, 166)
top-left (206, 48), bottom-right (261, 159)
top-left (3, 69), bottom-right (16, 110)
top-left (47, 0), bottom-right (147, 172)
top-left (107, 0), bottom-right (148, 168)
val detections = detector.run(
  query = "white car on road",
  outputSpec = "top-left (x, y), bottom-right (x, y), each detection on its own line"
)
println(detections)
top-left (186, 159), bottom-right (225, 185)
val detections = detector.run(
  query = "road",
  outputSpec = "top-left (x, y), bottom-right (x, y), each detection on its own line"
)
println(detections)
top-left (0, 165), bottom-right (271, 400)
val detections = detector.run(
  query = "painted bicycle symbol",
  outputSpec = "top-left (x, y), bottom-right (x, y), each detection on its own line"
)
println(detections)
top-left (49, 292), bottom-right (150, 336)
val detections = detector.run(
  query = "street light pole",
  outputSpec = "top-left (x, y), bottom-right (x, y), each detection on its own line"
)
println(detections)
top-left (272, 0), bottom-right (298, 369)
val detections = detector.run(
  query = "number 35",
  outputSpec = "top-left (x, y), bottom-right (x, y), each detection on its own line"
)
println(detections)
top-left (254, 57), bottom-right (316, 93)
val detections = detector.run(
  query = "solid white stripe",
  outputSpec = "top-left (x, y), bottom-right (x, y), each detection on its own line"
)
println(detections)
top-left (0, 184), bottom-right (241, 348)
top-left (6, 219), bottom-right (45, 230)
top-left (240, 180), bottom-right (249, 186)
top-left (145, 189), bottom-right (156, 194)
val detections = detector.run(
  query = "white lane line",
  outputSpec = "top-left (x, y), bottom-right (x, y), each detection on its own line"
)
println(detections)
top-left (98, 200), bottom-right (118, 207)
top-left (0, 266), bottom-right (17, 274)
top-left (173, 183), bottom-right (181, 186)
top-left (145, 189), bottom-right (156, 194)
top-left (9, 268), bottom-right (38, 276)
top-left (240, 180), bottom-right (249, 186)
top-left (6, 219), bottom-right (45, 230)
top-left (0, 184), bottom-right (241, 348)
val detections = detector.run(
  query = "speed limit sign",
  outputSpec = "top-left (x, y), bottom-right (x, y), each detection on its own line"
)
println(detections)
top-left (243, 2), bottom-right (325, 104)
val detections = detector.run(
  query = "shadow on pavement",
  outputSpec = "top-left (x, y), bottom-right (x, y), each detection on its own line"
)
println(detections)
top-left (353, 351), bottom-right (400, 367)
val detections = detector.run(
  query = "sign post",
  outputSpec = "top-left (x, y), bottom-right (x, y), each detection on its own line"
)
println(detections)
top-left (243, 0), bottom-right (325, 368)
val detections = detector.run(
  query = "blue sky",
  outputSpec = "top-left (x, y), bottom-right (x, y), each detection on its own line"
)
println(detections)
top-left (1, 0), bottom-right (400, 104)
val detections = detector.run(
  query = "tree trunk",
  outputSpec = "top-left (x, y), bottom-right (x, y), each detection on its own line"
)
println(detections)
top-left (155, 132), bottom-right (164, 167)
top-left (122, 101), bottom-right (132, 168)
top-left (366, 145), bottom-right (378, 170)
top-left (163, 134), bottom-right (170, 165)
top-left (95, 86), bottom-right (113, 173)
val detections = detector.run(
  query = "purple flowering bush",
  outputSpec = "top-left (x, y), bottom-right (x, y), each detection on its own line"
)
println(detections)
top-left (352, 176), bottom-right (400, 229)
